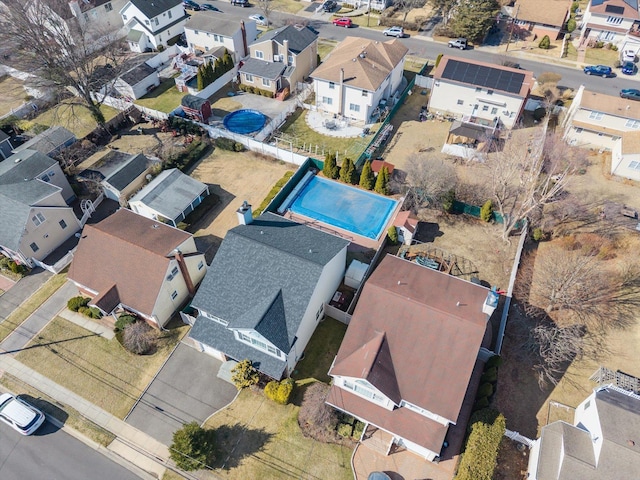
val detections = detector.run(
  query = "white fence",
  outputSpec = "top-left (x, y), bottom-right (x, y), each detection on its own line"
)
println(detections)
top-left (414, 74), bottom-right (433, 89)
top-left (145, 45), bottom-right (187, 69)
top-left (505, 429), bottom-right (535, 448)
top-left (194, 69), bottom-right (236, 99)
top-left (324, 304), bottom-right (352, 325)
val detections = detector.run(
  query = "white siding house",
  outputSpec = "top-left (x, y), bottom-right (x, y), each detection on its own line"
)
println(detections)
top-left (611, 131), bottom-right (640, 180)
top-left (120, 0), bottom-right (188, 52)
top-left (184, 12), bottom-right (256, 61)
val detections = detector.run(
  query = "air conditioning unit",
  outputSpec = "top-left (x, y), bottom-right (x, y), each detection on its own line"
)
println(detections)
top-left (273, 55), bottom-right (281, 62)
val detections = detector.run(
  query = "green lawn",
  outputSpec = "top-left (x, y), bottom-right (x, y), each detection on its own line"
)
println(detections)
top-left (0, 272), bottom-right (68, 343)
top-left (136, 77), bottom-right (184, 113)
top-left (23, 100), bottom-right (119, 138)
top-left (15, 316), bottom-right (189, 418)
top-left (292, 317), bottom-right (347, 383)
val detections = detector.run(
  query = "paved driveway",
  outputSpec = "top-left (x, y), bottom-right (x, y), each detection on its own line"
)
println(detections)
top-left (125, 342), bottom-right (238, 445)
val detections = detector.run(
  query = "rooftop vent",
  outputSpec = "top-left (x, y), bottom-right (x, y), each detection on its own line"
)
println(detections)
top-left (152, 224), bottom-right (160, 229)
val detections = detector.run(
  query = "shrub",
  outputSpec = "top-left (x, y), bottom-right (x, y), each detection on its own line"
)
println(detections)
top-left (485, 355), bottom-right (503, 369)
top-left (8, 260), bottom-right (25, 274)
top-left (480, 366), bottom-right (498, 383)
top-left (231, 359), bottom-right (259, 390)
top-left (264, 378), bottom-right (294, 405)
top-left (67, 296), bottom-right (90, 312)
top-left (442, 189), bottom-right (456, 213)
top-left (157, 44), bottom-right (165, 52)
top-left (337, 423), bottom-right (353, 437)
top-left (477, 382), bottom-right (494, 398)
top-left (539, 35), bottom-right (551, 49)
top-left (533, 227), bottom-right (546, 241)
top-left (571, 1), bottom-right (579, 13)
top-left (123, 321), bottom-right (156, 355)
top-left (473, 396), bottom-right (490, 410)
top-left (387, 225), bottom-right (398, 244)
top-left (566, 18), bottom-right (576, 33)
top-left (454, 409), bottom-right (505, 480)
top-left (115, 314), bottom-right (137, 333)
top-left (214, 137), bottom-right (237, 151)
top-left (253, 170), bottom-right (294, 217)
top-left (297, 382), bottom-right (340, 443)
top-left (537, 72), bottom-right (562, 85)
top-left (170, 421), bottom-right (216, 471)
top-left (353, 420), bottom-right (365, 439)
top-left (0, 256), bottom-right (10, 269)
top-left (480, 200), bottom-right (493, 222)
top-left (86, 307), bottom-right (102, 319)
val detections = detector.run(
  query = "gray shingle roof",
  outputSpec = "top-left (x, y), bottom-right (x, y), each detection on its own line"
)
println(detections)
top-left (104, 153), bottom-right (150, 191)
top-left (239, 58), bottom-right (285, 80)
top-left (12, 126), bottom-right (76, 155)
top-left (0, 150), bottom-right (57, 185)
top-left (120, 62), bottom-right (156, 86)
top-left (190, 213), bottom-right (349, 378)
top-left (185, 11), bottom-right (247, 36)
top-left (257, 25), bottom-right (317, 54)
top-left (129, 0), bottom-right (182, 18)
top-left (128, 168), bottom-right (208, 223)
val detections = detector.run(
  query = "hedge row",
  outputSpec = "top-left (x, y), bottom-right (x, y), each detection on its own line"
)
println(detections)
top-left (454, 408), bottom-right (506, 480)
top-left (238, 84), bottom-right (275, 98)
top-left (253, 171), bottom-right (294, 217)
top-left (165, 139), bottom-right (209, 171)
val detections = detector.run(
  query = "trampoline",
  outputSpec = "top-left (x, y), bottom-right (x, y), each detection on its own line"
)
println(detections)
top-left (223, 109), bottom-right (267, 134)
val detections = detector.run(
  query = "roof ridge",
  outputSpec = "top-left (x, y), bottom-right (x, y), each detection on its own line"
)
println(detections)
top-left (90, 221), bottom-right (181, 257)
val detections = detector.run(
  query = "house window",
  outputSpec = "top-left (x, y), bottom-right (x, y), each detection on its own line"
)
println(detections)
top-left (629, 160), bottom-right (640, 170)
top-left (288, 55), bottom-right (293, 64)
top-left (584, 400), bottom-right (591, 409)
top-left (262, 78), bottom-right (270, 87)
top-left (575, 127), bottom-right (583, 133)
top-left (154, 18), bottom-right (159, 26)
top-left (362, 90), bottom-right (368, 97)
top-left (349, 103), bottom-right (360, 112)
top-left (198, 260), bottom-right (205, 270)
top-left (202, 311), bottom-right (228, 326)
top-left (167, 266), bottom-right (180, 281)
top-left (105, 2), bottom-right (113, 11)
top-left (30, 242), bottom-right (39, 252)
top-left (589, 111), bottom-right (604, 120)
top-left (41, 174), bottom-right (51, 182)
top-left (123, 14), bottom-right (127, 20)
top-left (237, 331), bottom-right (281, 358)
top-left (626, 119), bottom-right (640, 128)
top-left (322, 96), bottom-right (333, 105)
top-left (32, 213), bottom-right (46, 226)
top-left (600, 31), bottom-right (616, 41)
top-left (245, 74), bottom-right (254, 82)
top-left (329, 82), bottom-right (335, 89)
top-left (59, 219), bottom-right (67, 229)
top-left (475, 87), bottom-right (481, 92)
top-left (194, 30), bottom-right (199, 35)
top-left (606, 16), bottom-right (623, 25)
top-left (491, 107), bottom-right (498, 114)
top-left (255, 50), bottom-right (264, 59)
top-left (487, 90), bottom-right (494, 95)
top-left (168, 10), bottom-right (172, 19)
top-left (170, 290), bottom-right (178, 300)
top-left (214, 34), bottom-right (220, 41)
top-left (457, 99), bottom-right (463, 105)
top-left (343, 379), bottom-right (384, 403)
top-left (145, 19), bottom-right (150, 25)
top-left (482, 105), bottom-right (489, 111)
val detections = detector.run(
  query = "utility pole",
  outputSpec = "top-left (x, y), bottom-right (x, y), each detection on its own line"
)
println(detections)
top-left (505, 5), bottom-right (520, 53)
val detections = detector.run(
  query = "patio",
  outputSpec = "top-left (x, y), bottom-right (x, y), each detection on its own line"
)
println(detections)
top-left (306, 110), bottom-right (374, 138)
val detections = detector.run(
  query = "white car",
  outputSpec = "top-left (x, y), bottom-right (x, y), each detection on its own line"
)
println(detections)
top-left (383, 26), bottom-right (404, 38)
top-left (249, 14), bottom-right (267, 26)
top-left (0, 393), bottom-right (46, 435)
top-left (623, 49), bottom-right (636, 63)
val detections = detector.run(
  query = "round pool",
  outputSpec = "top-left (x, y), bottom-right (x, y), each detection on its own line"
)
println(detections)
top-left (223, 109), bottom-right (267, 134)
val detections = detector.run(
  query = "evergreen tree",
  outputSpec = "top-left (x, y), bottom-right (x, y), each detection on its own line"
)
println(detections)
top-left (359, 160), bottom-right (375, 190)
top-left (449, 0), bottom-right (499, 42)
top-left (206, 62), bottom-right (215, 85)
top-left (339, 158), bottom-right (356, 184)
top-left (197, 65), bottom-right (204, 91)
top-left (374, 165), bottom-right (390, 195)
top-left (323, 153), bottom-right (339, 179)
top-left (223, 49), bottom-right (233, 71)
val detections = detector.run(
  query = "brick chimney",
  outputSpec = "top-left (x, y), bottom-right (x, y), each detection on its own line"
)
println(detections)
top-left (173, 249), bottom-right (196, 297)
top-left (237, 200), bottom-right (253, 225)
top-left (240, 20), bottom-right (248, 58)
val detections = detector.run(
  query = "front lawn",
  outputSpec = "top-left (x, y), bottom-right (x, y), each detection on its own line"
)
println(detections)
top-left (15, 316), bottom-right (189, 418)
top-left (136, 76), bottom-right (184, 113)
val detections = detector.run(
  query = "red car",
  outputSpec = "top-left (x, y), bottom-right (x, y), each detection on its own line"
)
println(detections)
top-left (332, 17), bottom-right (353, 27)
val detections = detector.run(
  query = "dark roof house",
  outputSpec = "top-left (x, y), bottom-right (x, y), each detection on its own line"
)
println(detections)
top-left (12, 126), bottom-right (76, 157)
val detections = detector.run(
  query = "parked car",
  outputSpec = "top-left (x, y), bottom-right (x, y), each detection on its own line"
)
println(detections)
top-left (623, 49), bottom-right (636, 63)
top-left (183, 0), bottom-right (202, 10)
top-left (383, 26), bottom-right (404, 38)
top-left (620, 88), bottom-right (640, 100)
top-left (622, 61), bottom-right (636, 75)
top-left (332, 17), bottom-right (353, 27)
top-left (583, 64), bottom-right (613, 77)
top-left (448, 38), bottom-right (468, 50)
top-left (231, 0), bottom-right (249, 6)
top-left (322, 0), bottom-right (337, 12)
top-left (249, 14), bottom-right (267, 25)
top-left (0, 393), bottom-right (46, 436)
top-left (201, 3), bottom-right (220, 11)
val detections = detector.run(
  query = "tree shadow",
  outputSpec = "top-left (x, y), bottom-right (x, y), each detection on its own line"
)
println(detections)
top-left (211, 424), bottom-right (272, 470)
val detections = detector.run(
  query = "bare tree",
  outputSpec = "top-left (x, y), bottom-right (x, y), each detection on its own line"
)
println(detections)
top-left (402, 153), bottom-right (457, 210)
top-left (0, 1), bottom-right (128, 130)
top-left (123, 321), bottom-right (157, 355)
top-left (428, 0), bottom-right (457, 25)
top-left (255, 0), bottom-right (275, 25)
top-left (396, 0), bottom-right (427, 25)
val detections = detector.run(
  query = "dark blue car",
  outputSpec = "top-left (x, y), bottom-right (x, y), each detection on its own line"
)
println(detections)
top-left (622, 61), bottom-right (636, 75)
top-left (583, 65), bottom-right (613, 77)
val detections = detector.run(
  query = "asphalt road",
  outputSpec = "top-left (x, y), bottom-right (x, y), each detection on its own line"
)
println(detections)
top-left (210, 2), bottom-right (640, 96)
top-left (0, 420), bottom-right (142, 480)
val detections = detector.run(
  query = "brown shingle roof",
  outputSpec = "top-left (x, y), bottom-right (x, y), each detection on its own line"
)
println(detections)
top-left (371, 159), bottom-right (395, 175)
top-left (310, 37), bottom-right (408, 91)
top-left (579, 90), bottom-right (640, 119)
top-left (393, 210), bottom-right (418, 233)
top-left (68, 209), bottom-right (192, 317)
top-left (329, 255), bottom-right (490, 435)
top-left (515, 0), bottom-right (571, 27)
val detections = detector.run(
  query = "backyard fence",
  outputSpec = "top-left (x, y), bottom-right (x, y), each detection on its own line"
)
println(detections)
top-left (414, 74), bottom-right (433, 89)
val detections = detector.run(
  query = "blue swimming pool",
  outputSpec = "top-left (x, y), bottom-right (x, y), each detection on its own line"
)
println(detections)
top-left (289, 176), bottom-right (398, 240)
top-left (223, 109), bottom-right (267, 134)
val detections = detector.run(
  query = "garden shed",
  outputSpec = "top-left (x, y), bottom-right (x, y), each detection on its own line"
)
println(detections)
top-left (344, 260), bottom-right (368, 289)
top-left (181, 95), bottom-right (212, 123)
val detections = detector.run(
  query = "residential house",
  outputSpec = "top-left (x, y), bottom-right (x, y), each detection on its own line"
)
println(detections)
top-left (12, 126), bottom-right (76, 158)
top-left (186, 206), bottom-right (350, 380)
top-left (68, 0), bottom-right (127, 36)
top-left (128, 168), bottom-right (210, 226)
top-left (327, 254), bottom-right (497, 461)
top-left (513, 0), bottom-right (571, 40)
top-left (68, 208), bottom-right (207, 328)
top-left (562, 86), bottom-right (640, 150)
top-left (352, 0), bottom-right (391, 11)
top-left (113, 61), bottom-right (160, 100)
top-left (181, 95), bottom-right (211, 122)
top-left (0, 130), bottom-right (15, 160)
top-left (311, 37), bottom-right (408, 123)
top-left (527, 384), bottom-right (640, 479)
top-left (183, 11), bottom-right (256, 61)
top-left (77, 150), bottom-right (158, 205)
top-left (429, 56), bottom-right (534, 129)
top-left (580, 0), bottom-right (639, 46)
top-left (0, 150), bottom-right (81, 268)
top-left (120, 0), bottom-right (189, 52)
top-left (239, 24), bottom-right (318, 97)
top-left (612, 130), bottom-right (640, 180)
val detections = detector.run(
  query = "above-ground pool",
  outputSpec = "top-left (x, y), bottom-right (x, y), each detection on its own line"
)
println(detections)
top-left (223, 109), bottom-right (267, 134)
top-left (288, 176), bottom-right (398, 240)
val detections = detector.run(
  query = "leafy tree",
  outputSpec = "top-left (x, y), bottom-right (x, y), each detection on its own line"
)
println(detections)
top-left (339, 158), bottom-right (357, 184)
top-left (231, 359), bottom-right (259, 390)
top-left (359, 160), bottom-right (375, 190)
top-left (374, 166), bottom-right (390, 195)
top-left (170, 422), bottom-right (216, 471)
top-left (450, 0), bottom-right (500, 42)
top-left (539, 35), bottom-right (551, 49)
top-left (323, 153), bottom-right (339, 179)
top-left (480, 200), bottom-right (493, 222)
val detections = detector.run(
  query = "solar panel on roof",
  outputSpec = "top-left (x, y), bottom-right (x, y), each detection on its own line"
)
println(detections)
top-left (440, 59), bottom-right (526, 95)
top-left (605, 4), bottom-right (625, 14)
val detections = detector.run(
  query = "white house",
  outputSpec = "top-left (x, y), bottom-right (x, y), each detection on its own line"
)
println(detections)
top-left (579, 0), bottom-right (639, 46)
top-left (68, 0), bottom-right (127, 37)
top-left (563, 85), bottom-right (640, 150)
top-left (183, 11), bottom-right (256, 61)
top-left (120, 0), bottom-right (188, 52)
top-left (68, 209), bottom-right (207, 328)
top-left (185, 206), bottom-right (350, 380)
top-left (528, 384), bottom-right (640, 480)
top-left (429, 56), bottom-right (534, 129)
top-left (611, 130), bottom-right (640, 180)
top-left (113, 61), bottom-right (160, 100)
top-left (310, 37), bottom-right (408, 123)
top-left (327, 254), bottom-right (497, 461)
